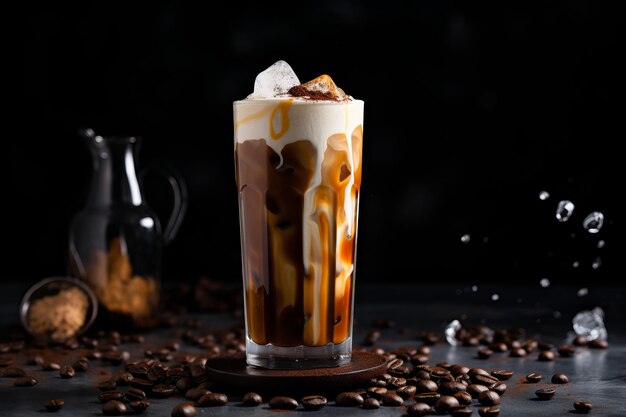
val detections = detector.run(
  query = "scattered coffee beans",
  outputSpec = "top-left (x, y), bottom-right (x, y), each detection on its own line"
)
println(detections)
top-left (573, 400), bottom-right (593, 413)
top-left (14, 376), bottom-right (37, 387)
top-left (407, 402), bottom-right (432, 416)
top-left (129, 399), bottom-right (150, 412)
top-left (301, 395), bottom-right (327, 410)
top-left (526, 372), bottom-right (542, 383)
top-left (535, 387), bottom-right (556, 400)
top-left (269, 396), bottom-right (298, 410)
top-left (538, 351), bottom-right (555, 361)
top-left (478, 390), bottom-right (501, 406)
top-left (335, 392), bottom-right (364, 406)
top-left (45, 399), bottom-right (64, 412)
top-left (451, 406), bottom-right (474, 417)
top-left (434, 395), bottom-right (460, 413)
top-left (171, 402), bottom-right (196, 417)
top-left (59, 365), bottom-right (75, 379)
top-left (102, 400), bottom-right (128, 416)
top-left (98, 391), bottom-right (125, 403)
top-left (196, 393), bottom-right (228, 407)
top-left (382, 393), bottom-right (404, 406)
top-left (551, 372), bottom-right (569, 384)
top-left (479, 406), bottom-right (501, 417)
top-left (491, 369), bottom-right (514, 381)
top-left (241, 392), bottom-right (263, 406)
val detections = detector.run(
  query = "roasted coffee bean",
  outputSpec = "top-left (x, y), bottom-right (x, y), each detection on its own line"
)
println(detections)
top-left (45, 399), bottom-right (65, 412)
top-left (14, 376), bottom-right (37, 386)
top-left (573, 400), bottom-right (593, 413)
top-left (352, 388), bottom-right (367, 397)
top-left (381, 393), bottom-right (404, 406)
top-left (450, 365), bottom-right (470, 376)
top-left (451, 406), bottom-right (474, 417)
top-left (416, 345), bottom-right (431, 355)
top-left (102, 400), bottom-right (128, 416)
top-left (526, 372), bottom-right (542, 383)
top-left (478, 406), bottom-right (501, 417)
top-left (573, 336), bottom-right (588, 346)
top-left (366, 386), bottom-right (387, 400)
top-left (268, 396), bottom-right (298, 410)
top-left (467, 384), bottom-right (489, 398)
top-left (363, 330), bottom-right (381, 345)
top-left (2, 367), bottom-right (26, 377)
top-left (407, 402), bottom-right (432, 415)
top-left (42, 363), bottom-right (61, 371)
top-left (388, 376), bottom-right (407, 389)
top-left (415, 379), bottom-right (438, 393)
top-left (414, 391), bottom-right (441, 405)
top-left (468, 368), bottom-right (490, 377)
top-left (241, 392), bottom-right (263, 406)
top-left (478, 390), bottom-right (501, 406)
top-left (434, 395), bottom-right (460, 413)
top-left (477, 348), bottom-right (493, 359)
top-left (439, 381), bottom-right (467, 395)
top-left (463, 337), bottom-right (480, 347)
top-left (489, 342), bottom-right (508, 352)
top-left (152, 384), bottom-right (176, 398)
top-left (410, 354), bottom-right (430, 365)
top-left (472, 373), bottom-right (499, 386)
top-left (361, 398), bottom-right (380, 409)
top-left (129, 378), bottom-right (154, 391)
top-left (509, 347), bottom-right (527, 357)
top-left (430, 368), bottom-right (453, 383)
top-left (335, 392), bottom-right (364, 406)
top-left (522, 339), bottom-right (538, 353)
top-left (551, 373), bottom-right (569, 384)
top-left (421, 331), bottom-right (439, 345)
top-left (171, 402), bottom-right (196, 417)
top-left (98, 380), bottom-right (117, 391)
top-left (436, 361), bottom-right (453, 369)
top-left (490, 382), bottom-right (507, 396)
top-left (535, 387), bottom-right (556, 400)
top-left (538, 351), bottom-right (555, 361)
top-left (589, 339), bottom-right (608, 349)
top-left (301, 395), bottom-right (327, 410)
top-left (72, 359), bottom-right (89, 372)
top-left (99, 391), bottom-right (125, 403)
top-left (414, 369), bottom-right (431, 380)
top-left (378, 373), bottom-right (392, 383)
top-left (129, 399), bottom-right (149, 412)
top-left (125, 388), bottom-right (147, 401)
top-left (185, 388), bottom-right (210, 401)
top-left (176, 377), bottom-right (195, 393)
top-left (196, 392), bottom-right (228, 407)
top-left (396, 385), bottom-right (417, 399)
top-left (491, 369), bottom-right (514, 381)
top-left (103, 351), bottom-right (130, 365)
top-left (557, 345), bottom-right (576, 357)
top-left (388, 358), bottom-right (404, 369)
top-left (454, 391), bottom-right (473, 405)
top-left (389, 365), bottom-right (411, 377)
top-left (59, 365), bottom-right (75, 379)
top-left (147, 364), bottom-right (167, 382)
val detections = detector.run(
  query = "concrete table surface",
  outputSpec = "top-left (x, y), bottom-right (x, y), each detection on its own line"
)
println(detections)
top-left (1, 282), bottom-right (625, 416)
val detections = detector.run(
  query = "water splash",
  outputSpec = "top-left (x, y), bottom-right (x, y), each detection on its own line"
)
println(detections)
top-left (572, 307), bottom-right (607, 341)
top-left (539, 278), bottom-right (551, 288)
top-left (583, 212), bottom-right (604, 234)
top-left (577, 288), bottom-right (588, 297)
top-left (445, 320), bottom-right (462, 346)
top-left (597, 240), bottom-right (605, 249)
top-left (539, 191), bottom-right (550, 201)
top-left (556, 200), bottom-right (575, 222)
top-left (461, 234), bottom-right (471, 243)
top-left (491, 294), bottom-right (500, 301)
top-left (572, 261), bottom-right (580, 268)
top-left (471, 285), bottom-right (478, 292)
top-left (592, 257), bottom-right (602, 270)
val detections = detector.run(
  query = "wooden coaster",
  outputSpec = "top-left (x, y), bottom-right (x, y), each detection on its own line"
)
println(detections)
top-left (205, 351), bottom-right (389, 397)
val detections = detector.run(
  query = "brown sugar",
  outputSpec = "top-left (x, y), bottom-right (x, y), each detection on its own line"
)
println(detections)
top-left (27, 287), bottom-right (89, 342)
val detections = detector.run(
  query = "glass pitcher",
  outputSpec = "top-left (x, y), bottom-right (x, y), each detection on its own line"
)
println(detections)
top-left (69, 128), bottom-right (186, 329)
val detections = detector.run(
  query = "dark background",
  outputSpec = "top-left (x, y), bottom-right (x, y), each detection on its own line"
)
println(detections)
top-left (10, 1), bottom-right (623, 290)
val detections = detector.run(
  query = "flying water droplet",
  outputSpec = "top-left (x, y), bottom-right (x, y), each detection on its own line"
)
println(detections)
top-left (577, 288), bottom-right (588, 297)
top-left (583, 212), bottom-right (604, 234)
top-left (539, 191), bottom-right (550, 200)
top-left (592, 257), bottom-right (602, 270)
top-left (539, 278), bottom-right (550, 288)
top-left (553, 311), bottom-right (561, 319)
top-left (572, 261), bottom-right (580, 268)
top-left (556, 200), bottom-right (575, 222)
top-left (461, 234), bottom-right (471, 243)
top-left (471, 285), bottom-right (478, 292)
top-left (572, 307), bottom-right (607, 341)
top-left (597, 240), bottom-right (605, 249)
top-left (491, 294), bottom-right (500, 301)
top-left (445, 320), bottom-right (462, 346)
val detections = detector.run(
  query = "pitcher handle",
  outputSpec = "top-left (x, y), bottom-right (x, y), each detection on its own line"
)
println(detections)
top-left (141, 163), bottom-right (188, 246)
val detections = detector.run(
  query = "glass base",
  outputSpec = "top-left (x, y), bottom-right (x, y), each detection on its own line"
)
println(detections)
top-left (245, 336), bottom-right (352, 369)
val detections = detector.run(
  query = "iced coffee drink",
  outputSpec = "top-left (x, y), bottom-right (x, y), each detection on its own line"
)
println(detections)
top-left (234, 61), bottom-right (364, 368)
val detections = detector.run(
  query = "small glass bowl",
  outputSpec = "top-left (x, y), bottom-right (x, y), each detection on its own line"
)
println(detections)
top-left (20, 276), bottom-right (98, 343)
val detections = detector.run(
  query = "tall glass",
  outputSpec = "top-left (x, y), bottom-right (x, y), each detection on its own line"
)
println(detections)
top-left (234, 98), bottom-right (364, 369)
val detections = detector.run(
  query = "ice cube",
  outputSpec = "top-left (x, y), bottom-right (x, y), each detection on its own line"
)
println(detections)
top-left (445, 319), bottom-right (462, 346)
top-left (572, 307), bottom-right (607, 341)
top-left (247, 60), bottom-right (300, 99)
top-left (289, 74), bottom-right (348, 101)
